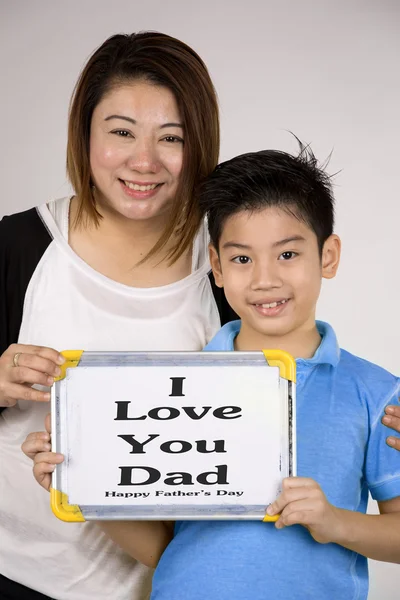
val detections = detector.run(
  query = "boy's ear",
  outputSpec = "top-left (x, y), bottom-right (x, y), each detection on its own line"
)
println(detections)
top-left (209, 244), bottom-right (224, 288)
top-left (321, 234), bottom-right (341, 279)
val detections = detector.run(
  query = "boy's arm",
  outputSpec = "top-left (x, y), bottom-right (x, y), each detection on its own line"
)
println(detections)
top-left (332, 496), bottom-right (400, 563)
top-left (98, 521), bottom-right (173, 568)
top-left (21, 421), bottom-right (172, 568)
top-left (267, 478), bottom-right (400, 563)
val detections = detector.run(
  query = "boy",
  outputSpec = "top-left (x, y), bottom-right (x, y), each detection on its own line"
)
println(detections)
top-left (150, 146), bottom-right (400, 599)
top-left (25, 146), bottom-right (400, 599)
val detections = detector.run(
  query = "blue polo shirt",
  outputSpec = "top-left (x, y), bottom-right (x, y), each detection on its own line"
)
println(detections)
top-left (151, 321), bottom-right (400, 600)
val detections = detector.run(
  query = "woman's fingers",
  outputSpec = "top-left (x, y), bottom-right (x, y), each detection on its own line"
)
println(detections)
top-left (2, 382), bottom-right (51, 405)
top-left (382, 405), bottom-right (400, 451)
top-left (3, 344), bottom-right (64, 368)
top-left (0, 343), bottom-right (64, 407)
top-left (9, 366), bottom-right (55, 388)
top-left (9, 351), bottom-right (63, 380)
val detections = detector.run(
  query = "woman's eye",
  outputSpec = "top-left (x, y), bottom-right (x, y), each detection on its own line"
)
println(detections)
top-left (163, 135), bottom-right (184, 144)
top-left (232, 256), bottom-right (251, 264)
top-left (279, 251), bottom-right (298, 260)
top-left (112, 130), bottom-right (131, 137)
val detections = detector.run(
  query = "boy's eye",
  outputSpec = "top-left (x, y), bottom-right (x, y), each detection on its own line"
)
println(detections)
top-left (232, 256), bottom-right (251, 264)
top-left (279, 251), bottom-right (298, 260)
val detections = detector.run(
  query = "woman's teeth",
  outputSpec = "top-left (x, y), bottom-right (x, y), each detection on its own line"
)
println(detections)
top-left (124, 181), bottom-right (158, 191)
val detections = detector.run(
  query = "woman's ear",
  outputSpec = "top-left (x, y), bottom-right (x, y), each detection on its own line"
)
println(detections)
top-left (321, 234), bottom-right (341, 279)
top-left (209, 244), bottom-right (224, 287)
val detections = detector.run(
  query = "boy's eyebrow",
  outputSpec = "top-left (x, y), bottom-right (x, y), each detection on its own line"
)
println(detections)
top-left (104, 115), bottom-right (183, 128)
top-left (272, 236), bottom-right (306, 247)
top-left (222, 242), bottom-right (252, 250)
top-left (222, 236), bottom-right (306, 251)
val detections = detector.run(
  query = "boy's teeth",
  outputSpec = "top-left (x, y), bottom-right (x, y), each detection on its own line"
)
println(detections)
top-left (259, 299), bottom-right (287, 308)
top-left (124, 181), bottom-right (158, 191)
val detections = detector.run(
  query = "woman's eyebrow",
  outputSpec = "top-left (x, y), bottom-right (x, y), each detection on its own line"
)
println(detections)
top-left (104, 114), bottom-right (137, 125)
top-left (104, 115), bottom-right (183, 129)
top-left (159, 122), bottom-right (184, 129)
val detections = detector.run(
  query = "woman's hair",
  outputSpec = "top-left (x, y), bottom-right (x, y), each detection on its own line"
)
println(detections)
top-left (67, 32), bottom-right (219, 263)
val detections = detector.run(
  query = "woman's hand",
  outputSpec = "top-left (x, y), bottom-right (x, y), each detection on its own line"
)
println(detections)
top-left (382, 404), bottom-right (400, 451)
top-left (21, 413), bottom-right (64, 491)
top-left (0, 343), bottom-right (65, 407)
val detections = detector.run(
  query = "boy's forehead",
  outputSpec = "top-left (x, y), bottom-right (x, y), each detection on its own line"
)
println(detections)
top-left (220, 206), bottom-right (315, 245)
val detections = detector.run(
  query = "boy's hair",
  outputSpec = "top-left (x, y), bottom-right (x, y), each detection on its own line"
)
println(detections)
top-left (199, 143), bottom-right (335, 254)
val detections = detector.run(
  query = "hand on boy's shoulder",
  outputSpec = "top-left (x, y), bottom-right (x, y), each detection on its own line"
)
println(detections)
top-left (266, 477), bottom-right (346, 544)
top-left (382, 402), bottom-right (400, 451)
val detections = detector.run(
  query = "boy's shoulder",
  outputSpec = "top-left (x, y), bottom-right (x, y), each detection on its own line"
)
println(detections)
top-left (204, 320), bottom-right (241, 351)
top-left (337, 347), bottom-right (400, 413)
top-left (337, 345), bottom-right (399, 390)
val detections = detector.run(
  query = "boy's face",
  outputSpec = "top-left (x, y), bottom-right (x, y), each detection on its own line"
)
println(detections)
top-left (210, 206), bottom-right (340, 348)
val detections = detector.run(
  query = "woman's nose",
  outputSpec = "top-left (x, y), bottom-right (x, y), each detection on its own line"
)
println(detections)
top-left (127, 140), bottom-right (160, 174)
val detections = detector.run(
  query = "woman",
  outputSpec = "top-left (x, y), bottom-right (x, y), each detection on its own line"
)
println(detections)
top-left (0, 32), bottom-right (234, 600)
top-left (382, 406), bottom-right (400, 450)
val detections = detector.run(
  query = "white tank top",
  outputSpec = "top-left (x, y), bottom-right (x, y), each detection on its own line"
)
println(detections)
top-left (0, 197), bottom-right (220, 599)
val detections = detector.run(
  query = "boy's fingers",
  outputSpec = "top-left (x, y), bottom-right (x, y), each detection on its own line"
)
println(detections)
top-left (267, 488), bottom-right (310, 516)
top-left (44, 413), bottom-right (52, 434)
top-left (33, 451), bottom-right (64, 466)
top-left (32, 463), bottom-right (55, 491)
top-left (21, 436), bottom-right (51, 460)
top-left (267, 479), bottom-right (321, 515)
top-left (276, 499), bottom-right (314, 528)
top-left (281, 477), bottom-right (318, 490)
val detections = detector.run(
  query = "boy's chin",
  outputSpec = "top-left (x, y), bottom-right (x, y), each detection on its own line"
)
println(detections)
top-left (242, 319), bottom-right (295, 340)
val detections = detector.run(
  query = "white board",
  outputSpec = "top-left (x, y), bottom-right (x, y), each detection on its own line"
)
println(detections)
top-left (51, 350), bottom-right (296, 521)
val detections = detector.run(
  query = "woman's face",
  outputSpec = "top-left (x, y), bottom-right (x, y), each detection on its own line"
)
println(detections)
top-left (90, 81), bottom-right (184, 223)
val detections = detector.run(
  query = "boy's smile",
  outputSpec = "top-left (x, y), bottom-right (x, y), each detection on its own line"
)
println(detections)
top-left (210, 206), bottom-right (340, 358)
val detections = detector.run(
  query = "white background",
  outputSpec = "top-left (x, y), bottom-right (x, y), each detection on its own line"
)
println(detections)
top-left (1, 0), bottom-right (399, 596)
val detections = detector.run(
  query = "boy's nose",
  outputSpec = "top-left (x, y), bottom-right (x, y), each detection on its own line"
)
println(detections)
top-left (250, 263), bottom-right (283, 290)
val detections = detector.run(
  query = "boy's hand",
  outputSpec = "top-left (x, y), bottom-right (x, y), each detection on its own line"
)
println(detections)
top-left (21, 413), bottom-right (64, 492)
top-left (266, 477), bottom-right (343, 544)
top-left (382, 403), bottom-right (400, 451)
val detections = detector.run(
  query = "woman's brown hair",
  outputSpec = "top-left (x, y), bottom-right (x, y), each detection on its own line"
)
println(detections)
top-left (67, 31), bottom-right (219, 263)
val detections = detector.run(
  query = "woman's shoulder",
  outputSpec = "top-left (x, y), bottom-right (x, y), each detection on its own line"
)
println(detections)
top-left (0, 206), bottom-right (51, 252)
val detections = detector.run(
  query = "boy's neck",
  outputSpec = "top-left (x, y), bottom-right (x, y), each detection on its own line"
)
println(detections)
top-left (234, 321), bottom-right (322, 359)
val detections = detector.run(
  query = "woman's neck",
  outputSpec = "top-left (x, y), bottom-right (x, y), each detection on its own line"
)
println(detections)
top-left (68, 196), bottom-right (192, 287)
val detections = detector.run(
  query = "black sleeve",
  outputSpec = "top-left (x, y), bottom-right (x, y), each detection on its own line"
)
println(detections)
top-left (208, 271), bottom-right (238, 326)
top-left (0, 208), bottom-right (52, 413)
